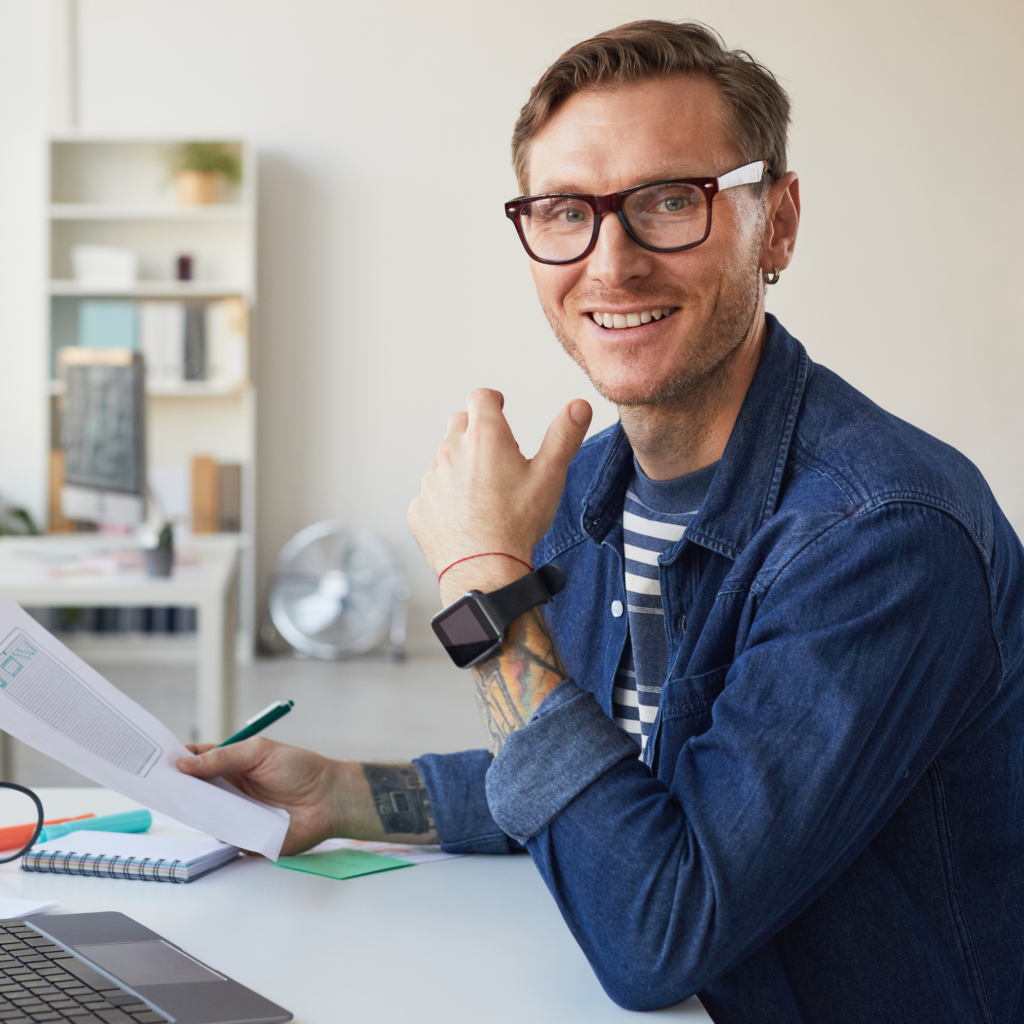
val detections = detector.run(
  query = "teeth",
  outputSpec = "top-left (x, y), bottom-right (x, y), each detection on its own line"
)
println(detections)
top-left (590, 308), bottom-right (675, 329)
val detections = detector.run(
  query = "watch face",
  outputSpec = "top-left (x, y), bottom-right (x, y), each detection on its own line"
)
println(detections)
top-left (431, 594), bottom-right (502, 669)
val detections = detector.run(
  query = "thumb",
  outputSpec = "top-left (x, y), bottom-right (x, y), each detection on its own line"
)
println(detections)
top-left (532, 400), bottom-right (593, 482)
top-left (177, 738), bottom-right (268, 780)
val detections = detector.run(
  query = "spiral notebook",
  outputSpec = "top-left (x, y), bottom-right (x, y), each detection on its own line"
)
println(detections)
top-left (21, 830), bottom-right (239, 883)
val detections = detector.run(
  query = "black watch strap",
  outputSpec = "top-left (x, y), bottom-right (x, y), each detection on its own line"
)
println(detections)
top-left (478, 563), bottom-right (567, 633)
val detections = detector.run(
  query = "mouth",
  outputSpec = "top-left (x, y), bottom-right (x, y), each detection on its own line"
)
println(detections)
top-left (587, 307), bottom-right (679, 330)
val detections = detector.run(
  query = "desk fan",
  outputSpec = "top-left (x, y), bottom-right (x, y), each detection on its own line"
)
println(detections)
top-left (269, 521), bottom-right (408, 659)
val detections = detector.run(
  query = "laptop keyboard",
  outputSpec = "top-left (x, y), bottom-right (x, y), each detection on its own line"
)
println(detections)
top-left (0, 920), bottom-right (167, 1024)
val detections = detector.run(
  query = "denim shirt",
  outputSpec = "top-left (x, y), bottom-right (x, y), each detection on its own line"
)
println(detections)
top-left (415, 316), bottom-right (1024, 1023)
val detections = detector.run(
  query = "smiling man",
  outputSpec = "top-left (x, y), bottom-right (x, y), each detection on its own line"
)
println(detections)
top-left (181, 21), bottom-right (1024, 1023)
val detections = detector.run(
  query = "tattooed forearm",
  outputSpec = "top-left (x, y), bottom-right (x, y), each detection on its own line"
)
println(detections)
top-left (471, 607), bottom-right (568, 755)
top-left (362, 762), bottom-right (436, 836)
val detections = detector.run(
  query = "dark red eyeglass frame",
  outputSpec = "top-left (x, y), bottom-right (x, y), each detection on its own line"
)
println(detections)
top-left (505, 177), bottom-right (717, 265)
top-left (504, 159), bottom-right (767, 265)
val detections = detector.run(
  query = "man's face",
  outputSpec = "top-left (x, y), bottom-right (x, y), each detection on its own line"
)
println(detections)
top-left (526, 75), bottom-right (767, 407)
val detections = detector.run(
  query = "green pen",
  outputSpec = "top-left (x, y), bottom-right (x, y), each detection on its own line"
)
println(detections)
top-left (218, 700), bottom-right (294, 747)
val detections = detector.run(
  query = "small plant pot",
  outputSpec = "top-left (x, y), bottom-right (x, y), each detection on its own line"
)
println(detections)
top-left (175, 170), bottom-right (222, 206)
top-left (144, 546), bottom-right (174, 578)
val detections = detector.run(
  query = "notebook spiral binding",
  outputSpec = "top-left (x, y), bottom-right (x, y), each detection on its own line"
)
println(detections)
top-left (22, 848), bottom-right (188, 883)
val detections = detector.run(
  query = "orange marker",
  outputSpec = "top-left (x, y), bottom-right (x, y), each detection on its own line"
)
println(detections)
top-left (0, 813), bottom-right (96, 852)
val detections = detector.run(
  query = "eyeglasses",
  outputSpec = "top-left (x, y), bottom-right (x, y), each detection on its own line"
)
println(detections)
top-left (0, 782), bottom-right (44, 864)
top-left (505, 159), bottom-right (766, 265)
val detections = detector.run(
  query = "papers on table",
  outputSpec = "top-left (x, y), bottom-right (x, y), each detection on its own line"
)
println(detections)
top-left (275, 838), bottom-right (463, 881)
top-left (314, 838), bottom-right (462, 865)
top-left (0, 897), bottom-right (59, 920)
top-left (0, 596), bottom-right (289, 860)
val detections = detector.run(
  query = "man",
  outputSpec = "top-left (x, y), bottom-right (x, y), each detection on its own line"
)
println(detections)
top-left (180, 22), bottom-right (1024, 1022)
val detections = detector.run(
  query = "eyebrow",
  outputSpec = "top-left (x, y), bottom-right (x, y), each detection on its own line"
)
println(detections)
top-left (528, 171), bottom-right (711, 196)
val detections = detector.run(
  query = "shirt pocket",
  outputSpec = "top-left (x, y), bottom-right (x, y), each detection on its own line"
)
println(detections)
top-left (652, 664), bottom-right (730, 776)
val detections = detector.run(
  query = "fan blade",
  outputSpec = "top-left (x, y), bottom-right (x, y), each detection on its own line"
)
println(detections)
top-left (291, 592), bottom-right (345, 636)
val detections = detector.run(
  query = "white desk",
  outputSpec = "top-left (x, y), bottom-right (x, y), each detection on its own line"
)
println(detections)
top-left (0, 789), bottom-right (712, 1023)
top-left (0, 535), bottom-right (240, 756)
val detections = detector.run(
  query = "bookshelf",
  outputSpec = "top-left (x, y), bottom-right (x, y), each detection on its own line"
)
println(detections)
top-left (45, 136), bottom-right (258, 659)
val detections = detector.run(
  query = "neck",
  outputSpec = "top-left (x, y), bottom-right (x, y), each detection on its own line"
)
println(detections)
top-left (618, 308), bottom-right (767, 481)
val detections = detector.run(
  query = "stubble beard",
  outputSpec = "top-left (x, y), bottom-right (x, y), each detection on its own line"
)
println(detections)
top-left (541, 255), bottom-right (762, 413)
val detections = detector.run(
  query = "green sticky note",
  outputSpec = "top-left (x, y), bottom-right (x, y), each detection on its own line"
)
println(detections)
top-left (275, 848), bottom-right (413, 880)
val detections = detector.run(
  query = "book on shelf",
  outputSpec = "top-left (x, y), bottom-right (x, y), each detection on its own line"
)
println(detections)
top-left (191, 456), bottom-right (242, 534)
top-left (78, 300), bottom-right (138, 349)
top-left (28, 606), bottom-right (198, 635)
top-left (73, 297), bottom-right (248, 389)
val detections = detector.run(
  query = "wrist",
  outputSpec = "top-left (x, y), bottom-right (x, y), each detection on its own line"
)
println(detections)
top-left (438, 558), bottom-right (531, 606)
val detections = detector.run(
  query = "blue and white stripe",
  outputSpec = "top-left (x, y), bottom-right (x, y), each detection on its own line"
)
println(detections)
top-left (611, 462), bottom-right (717, 753)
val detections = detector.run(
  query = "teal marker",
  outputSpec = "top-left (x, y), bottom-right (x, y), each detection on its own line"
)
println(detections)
top-left (218, 700), bottom-right (294, 747)
top-left (37, 809), bottom-right (152, 844)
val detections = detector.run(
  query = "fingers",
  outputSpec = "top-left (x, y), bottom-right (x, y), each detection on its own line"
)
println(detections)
top-left (177, 737), bottom-right (273, 779)
top-left (444, 412), bottom-right (468, 440)
top-left (532, 400), bottom-right (593, 482)
top-left (184, 743), bottom-right (215, 755)
top-left (465, 388), bottom-right (511, 436)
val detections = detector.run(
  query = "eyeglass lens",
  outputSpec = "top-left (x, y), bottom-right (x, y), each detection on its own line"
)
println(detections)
top-left (518, 181), bottom-right (709, 262)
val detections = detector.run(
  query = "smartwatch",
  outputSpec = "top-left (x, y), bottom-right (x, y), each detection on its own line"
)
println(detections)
top-left (431, 562), bottom-right (567, 669)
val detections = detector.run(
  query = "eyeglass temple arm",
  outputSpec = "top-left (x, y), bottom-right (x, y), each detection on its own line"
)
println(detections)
top-left (716, 160), bottom-right (767, 191)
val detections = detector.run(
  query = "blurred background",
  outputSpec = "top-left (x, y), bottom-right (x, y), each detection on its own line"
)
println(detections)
top-left (0, 0), bottom-right (1020, 785)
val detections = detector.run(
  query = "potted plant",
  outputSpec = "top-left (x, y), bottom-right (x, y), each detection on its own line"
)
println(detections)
top-left (170, 143), bottom-right (242, 206)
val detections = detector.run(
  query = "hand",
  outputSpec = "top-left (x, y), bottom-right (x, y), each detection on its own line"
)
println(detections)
top-left (177, 739), bottom-right (348, 856)
top-left (408, 389), bottom-right (592, 600)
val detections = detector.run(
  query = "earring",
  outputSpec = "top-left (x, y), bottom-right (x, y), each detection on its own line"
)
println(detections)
top-left (763, 266), bottom-right (780, 285)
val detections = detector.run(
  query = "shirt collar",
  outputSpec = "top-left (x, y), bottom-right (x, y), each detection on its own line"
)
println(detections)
top-left (580, 314), bottom-right (811, 560)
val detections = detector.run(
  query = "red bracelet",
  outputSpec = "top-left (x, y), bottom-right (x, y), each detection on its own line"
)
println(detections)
top-left (438, 552), bottom-right (533, 583)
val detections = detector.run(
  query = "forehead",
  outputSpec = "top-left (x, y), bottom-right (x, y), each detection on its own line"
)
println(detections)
top-left (526, 75), bottom-right (740, 196)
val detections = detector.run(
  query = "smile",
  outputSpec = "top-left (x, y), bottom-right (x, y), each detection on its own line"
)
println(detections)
top-left (589, 308), bottom-right (678, 329)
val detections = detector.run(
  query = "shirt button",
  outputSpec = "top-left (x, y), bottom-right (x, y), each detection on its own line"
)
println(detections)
top-left (611, 600), bottom-right (624, 618)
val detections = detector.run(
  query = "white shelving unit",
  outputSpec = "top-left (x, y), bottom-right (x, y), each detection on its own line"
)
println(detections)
top-left (46, 136), bottom-right (258, 659)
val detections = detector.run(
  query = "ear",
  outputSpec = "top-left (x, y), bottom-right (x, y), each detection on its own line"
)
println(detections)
top-left (761, 171), bottom-right (800, 274)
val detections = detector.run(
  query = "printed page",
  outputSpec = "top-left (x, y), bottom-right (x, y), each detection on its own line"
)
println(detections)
top-left (0, 597), bottom-right (289, 859)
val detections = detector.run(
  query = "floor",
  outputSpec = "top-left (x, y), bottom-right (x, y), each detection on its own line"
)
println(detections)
top-left (7, 649), bottom-right (491, 787)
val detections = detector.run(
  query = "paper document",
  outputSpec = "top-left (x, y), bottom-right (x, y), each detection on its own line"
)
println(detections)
top-left (313, 837), bottom-right (463, 865)
top-left (0, 597), bottom-right (289, 859)
top-left (0, 897), bottom-right (59, 919)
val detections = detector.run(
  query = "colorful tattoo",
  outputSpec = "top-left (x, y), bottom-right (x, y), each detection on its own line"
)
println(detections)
top-left (471, 608), bottom-right (568, 755)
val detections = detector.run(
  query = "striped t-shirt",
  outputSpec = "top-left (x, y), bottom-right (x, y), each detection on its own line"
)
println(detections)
top-left (612, 459), bottom-right (717, 753)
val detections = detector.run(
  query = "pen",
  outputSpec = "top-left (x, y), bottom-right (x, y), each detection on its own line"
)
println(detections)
top-left (0, 813), bottom-right (96, 852)
top-left (37, 809), bottom-right (152, 844)
top-left (218, 700), bottom-right (294, 747)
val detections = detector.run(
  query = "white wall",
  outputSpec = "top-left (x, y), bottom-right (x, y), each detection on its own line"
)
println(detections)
top-left (0, 0), bottom-right (1021, 620)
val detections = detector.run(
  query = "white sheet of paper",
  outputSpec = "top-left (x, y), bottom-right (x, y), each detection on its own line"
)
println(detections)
top-left (312, 838), bottom-right (463, 865)
top-left (0, 597), bottom-right (289, 860)
top-left (0, 897), bottom-right (59, 919)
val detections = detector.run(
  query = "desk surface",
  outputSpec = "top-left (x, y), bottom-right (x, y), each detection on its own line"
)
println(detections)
top-left (0, 789), bottom-right (711, 1023)
top-left (0, 535), bottom-right (240, 605)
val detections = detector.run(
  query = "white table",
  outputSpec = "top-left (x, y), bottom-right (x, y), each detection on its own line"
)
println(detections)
top-left (0, 536), bottom-right (240, 762)
top-left (0, 788), bottom-right (713, 1023)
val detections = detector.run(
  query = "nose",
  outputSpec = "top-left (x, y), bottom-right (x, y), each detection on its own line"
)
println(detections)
top-left (584, 211), bottom-right (653, 287)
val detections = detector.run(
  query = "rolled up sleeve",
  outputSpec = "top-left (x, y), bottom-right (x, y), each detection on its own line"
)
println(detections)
top-left (485, 679), bottom-right (640, 845)
top-left (413, 748), bottom-right (519, 854)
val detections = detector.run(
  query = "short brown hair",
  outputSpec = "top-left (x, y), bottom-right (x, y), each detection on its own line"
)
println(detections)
top-left (511, 20), bottom-right (790, 194)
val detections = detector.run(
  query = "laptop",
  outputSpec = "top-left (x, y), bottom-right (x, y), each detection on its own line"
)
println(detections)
top-left (0, 911), bottom-right (292, 1024)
